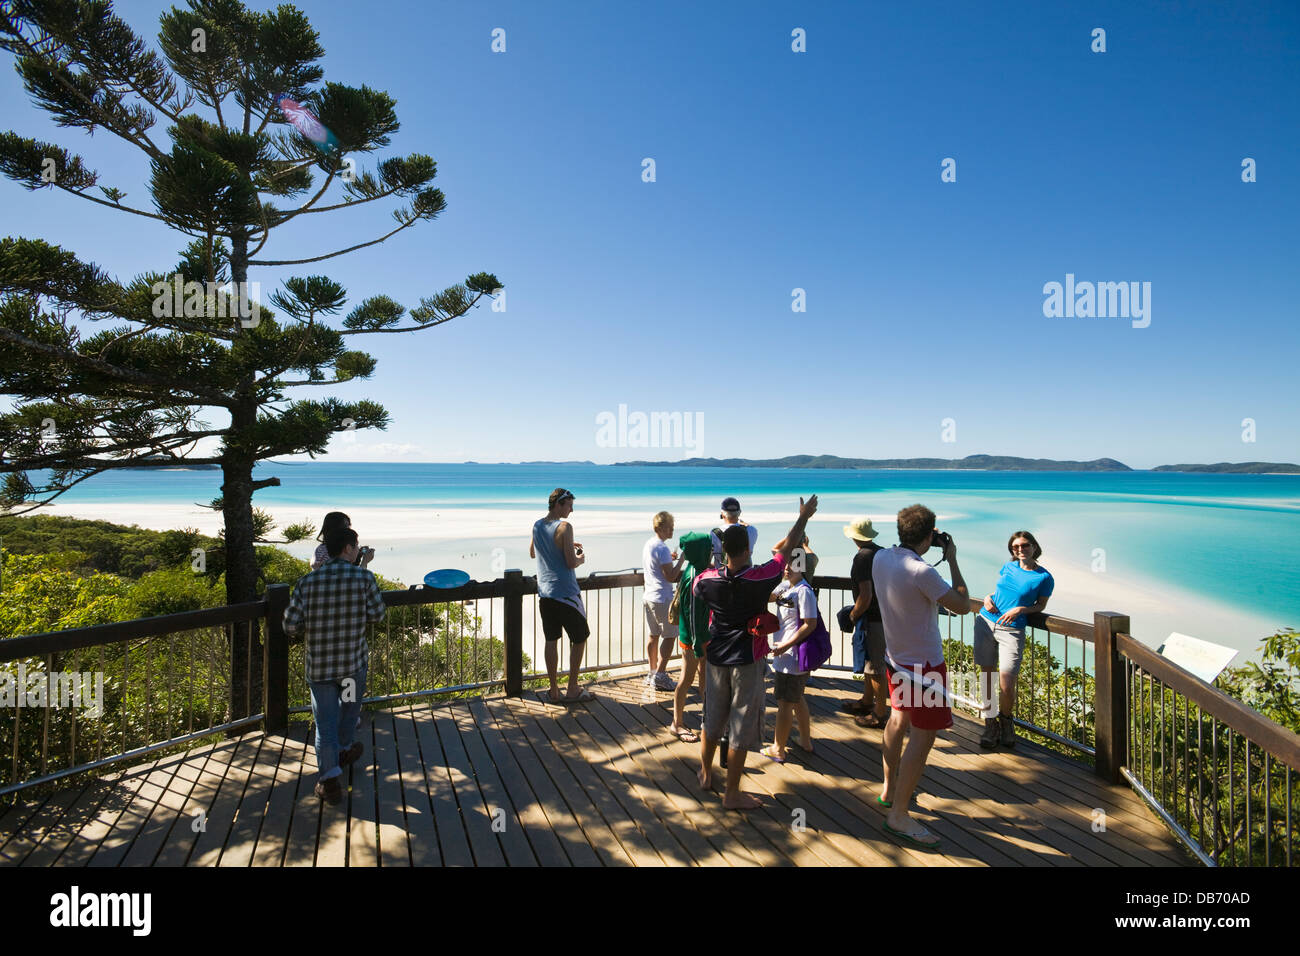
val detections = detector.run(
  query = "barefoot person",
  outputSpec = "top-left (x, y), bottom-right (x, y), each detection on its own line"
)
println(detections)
top-left (670, 531), bottom-right (714, 742)
top-left (529, 488), bottom-right (594, 704)
top-left (975, 531), bottom-right (1053, 749)
top-left (762, 550), bottom-right (820, 763)
top-left (643, 511), bottom-right (687, 690)
top-left (872, 505), bottom-right (970, 847)
top-left (695, 495), bottom-right (818, 810)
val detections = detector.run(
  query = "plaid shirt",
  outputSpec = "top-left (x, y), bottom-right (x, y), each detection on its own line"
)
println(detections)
top-left (283, 558), bottom-right (387, 682)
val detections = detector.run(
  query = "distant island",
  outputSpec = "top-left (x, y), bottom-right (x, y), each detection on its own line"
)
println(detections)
top-left (1151, 462), bottom-right (1300, 474)
top-left (614, 454), bottom-right (1132, 471)
top-left (608, 454), bottom-right (1300, 472)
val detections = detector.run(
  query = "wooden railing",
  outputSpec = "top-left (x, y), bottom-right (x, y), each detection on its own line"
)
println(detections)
top-left (3, 569), bottom-right (1298, 866)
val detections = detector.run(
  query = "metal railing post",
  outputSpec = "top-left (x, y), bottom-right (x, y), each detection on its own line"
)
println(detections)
top-left (1094, 610), bottom-right (1130, 783)
top-left (504, 570), bottom-right (524, 697)
top-left (263, 584), bottom-right (290, 735)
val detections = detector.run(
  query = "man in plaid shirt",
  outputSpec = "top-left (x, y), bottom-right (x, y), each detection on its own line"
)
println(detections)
top-left (283, 525), bottom-right (386, 804)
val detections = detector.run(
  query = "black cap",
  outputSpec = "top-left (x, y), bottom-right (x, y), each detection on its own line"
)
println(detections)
top-left (720, 496), bottom-right (741, 512)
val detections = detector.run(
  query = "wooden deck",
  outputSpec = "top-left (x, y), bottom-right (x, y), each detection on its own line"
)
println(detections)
top-left (0, 673), bottom-right (1191, 867)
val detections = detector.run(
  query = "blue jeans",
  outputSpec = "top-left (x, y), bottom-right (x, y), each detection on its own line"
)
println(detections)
top-left (852, 618), bottom-right (867, 673)
top-left (309, 663), bottom-right (367, 781)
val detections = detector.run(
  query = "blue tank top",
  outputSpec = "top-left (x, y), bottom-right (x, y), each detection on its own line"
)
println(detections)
top-left (533, 517), bottom-right (582, 609)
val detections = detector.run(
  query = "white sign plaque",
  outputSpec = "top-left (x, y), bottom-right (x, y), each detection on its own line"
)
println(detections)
top-left (1157, 632), bottom-right (1238, 685)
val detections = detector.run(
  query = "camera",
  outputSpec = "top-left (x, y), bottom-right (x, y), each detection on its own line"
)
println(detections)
top-left (931, 530), bottom-right (952, 554)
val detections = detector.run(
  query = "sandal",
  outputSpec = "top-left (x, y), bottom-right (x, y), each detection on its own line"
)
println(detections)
top-left (883, 820), bottom-right (941, 849)
top-left (854, 711), bottom-right (889, 729)
top-left (842, 699), bottom-right (873, 715)
top-left (760, 744), bottom-right (786, 764)
top-left (671, 726), bottom-right (700, 743)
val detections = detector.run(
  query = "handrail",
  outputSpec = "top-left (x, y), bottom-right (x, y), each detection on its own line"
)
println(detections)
top-left (0, 600), bottom-right (267, 661)
top-left (1117, 631), bottom-right (1300, 774)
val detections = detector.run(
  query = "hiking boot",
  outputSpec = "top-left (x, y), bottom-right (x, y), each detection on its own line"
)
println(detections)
top-left (999, 714), bottom-right (1017, 748)
top-left (315, 776), bottom-right (343, 806)
top-left (338, 742), bottom-right (363, 768)
top-left (979, 718), bottom-right (999, 749)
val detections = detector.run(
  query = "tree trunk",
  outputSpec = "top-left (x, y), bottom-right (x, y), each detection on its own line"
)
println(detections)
top-left (223, 233), bottom-right (262, 723)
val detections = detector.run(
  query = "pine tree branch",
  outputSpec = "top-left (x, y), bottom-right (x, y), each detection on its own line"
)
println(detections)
top-left (51, 181), bottom-right (175, 224)
top-left (248, 219), bottom-right (416, 267)
top-left (0, 325), bottom-right (233, 407)
top-left (339, 291), bottom-right (491, 335)
top-left (8, 428), bottom-right (229, 470)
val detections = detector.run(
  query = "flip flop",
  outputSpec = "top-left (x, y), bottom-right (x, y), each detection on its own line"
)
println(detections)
top-left (562, 687), bottom-right (595, 703)
top-left (854, 712), bottom-right (889, 729)
top-left (671, 727), bottom-right (700, 743)
top-left (842, 699), bottom-right (873, 715)
top-left (760, 744), bottom-right (786, 764)
top-left (883, 821), bottom-right (941, 848)
top-left (876, 795), bottom-right (892, 809)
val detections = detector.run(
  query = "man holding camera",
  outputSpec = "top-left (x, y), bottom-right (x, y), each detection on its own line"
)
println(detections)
top-left (283, 525), bottom-right (387, 806)
top-left (871, 504), bottom-right (971, 847)
top-left (530, 488), bottom-right (594, 703)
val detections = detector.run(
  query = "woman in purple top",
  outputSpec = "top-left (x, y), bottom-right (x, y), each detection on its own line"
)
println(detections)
top-left (975, 531), bottom-right (1053, 749)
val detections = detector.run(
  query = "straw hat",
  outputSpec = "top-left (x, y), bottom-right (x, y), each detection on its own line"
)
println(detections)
top-left (843, 517), bottom-right (879, 542)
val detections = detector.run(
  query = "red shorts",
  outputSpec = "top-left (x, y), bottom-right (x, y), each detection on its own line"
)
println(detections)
top-left (885, 661), bottom-right (954, 731)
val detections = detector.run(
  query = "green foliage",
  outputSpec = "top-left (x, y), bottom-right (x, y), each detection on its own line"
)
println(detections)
top-left (0, 550), bottom-right (133, 636)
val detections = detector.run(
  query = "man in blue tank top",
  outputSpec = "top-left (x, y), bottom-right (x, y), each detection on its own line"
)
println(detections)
top-left (530, 488), bottom-right (594, 703)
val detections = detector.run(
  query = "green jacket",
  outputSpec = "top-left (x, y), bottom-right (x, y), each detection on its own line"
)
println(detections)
top-left (676, 531), bottom-right (713, 655)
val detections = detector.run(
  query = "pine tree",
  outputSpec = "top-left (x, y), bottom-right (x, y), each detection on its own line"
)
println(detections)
top-left (0, 0), bottom-right (501, 718)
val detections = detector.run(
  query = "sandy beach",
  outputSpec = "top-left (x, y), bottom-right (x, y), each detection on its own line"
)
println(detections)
top-left (45, 500), bottom-right (1283, 663)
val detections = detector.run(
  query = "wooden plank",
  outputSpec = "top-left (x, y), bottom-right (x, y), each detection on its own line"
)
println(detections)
top-left (432, 703), bottom-right (504, 866)
top-left (150, 737), bottom-right (243, 867)
top-left (450, 703), bottom-right (536, 866)
top-left (389, 708), bottom-right (441, 867)
top-left (610, 685), bottom-right (806, 867)
top-left (57, 755), bottom-right (166, 867)
top-left (572, 701), bottom-right (727, 865)
top-left (313, 715), bottom-right (350, 867)
top-left (251, 723), bottom-right (313, 867)
top-left (490, 697), bottom-right (627, 866)
top-left (284, 720), bottom-right (325, 867)
top-left (20, 779), bottom-right (119, 867)
top-left (121, 743), bottom-right (222, 867)
top-left (625, 678), bottom-right (882, 867)
top-left (371, 711), bottom-right (411, 867)
top-left (585, 694), bottom-right (755, 866)
top-left (218, 732), bottom-right (289, 867)
top-left (1, 792), bottom-right (68, 866)
top-left (466, 698), bottom-right (568, 867)
top-left (481, 698), bottom-right (600, 866)
top-left (344, 713), bottom-right (379, 868)
top-left (411, 702), bottom-right (474, 866)
top-left (188, 735), bottom-right (265, 867)
top-left (529, 703), bottom-right (662, 866)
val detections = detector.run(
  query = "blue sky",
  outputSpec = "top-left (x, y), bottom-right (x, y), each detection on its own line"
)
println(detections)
top-left (2, 1), bottom-right (1297, 468)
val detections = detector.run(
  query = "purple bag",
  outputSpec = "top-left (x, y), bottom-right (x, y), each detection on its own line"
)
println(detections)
top-left (797, 613), bottom-right (833, 672)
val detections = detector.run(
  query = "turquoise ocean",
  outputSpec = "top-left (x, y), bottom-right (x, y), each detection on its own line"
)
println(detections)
top-left (38, 463), bottom-right (1300, 662)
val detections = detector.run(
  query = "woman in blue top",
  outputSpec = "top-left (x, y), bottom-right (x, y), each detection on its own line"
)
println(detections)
top-left (975, 531), bottom-right (1054, 749)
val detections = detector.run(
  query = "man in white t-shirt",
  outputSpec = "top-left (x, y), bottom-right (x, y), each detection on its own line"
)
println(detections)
top-left (872, 504), bottom-right (970, 850)
top-left (643, 511), bottom-right (687, 690)
top-left (710, 496), bottom-right (758, 568)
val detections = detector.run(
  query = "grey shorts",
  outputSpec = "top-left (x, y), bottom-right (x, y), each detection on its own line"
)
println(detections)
top-left (643, 599), bottom-right (671, 636)
top-left (703, 659), bottom-right (766, 750)
top-left (862, 619), bottom-right (887, 676)
top-left (772, 671), bottom-right (808, 703)
top-left (973, 615), bottom-right (1025, 675)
